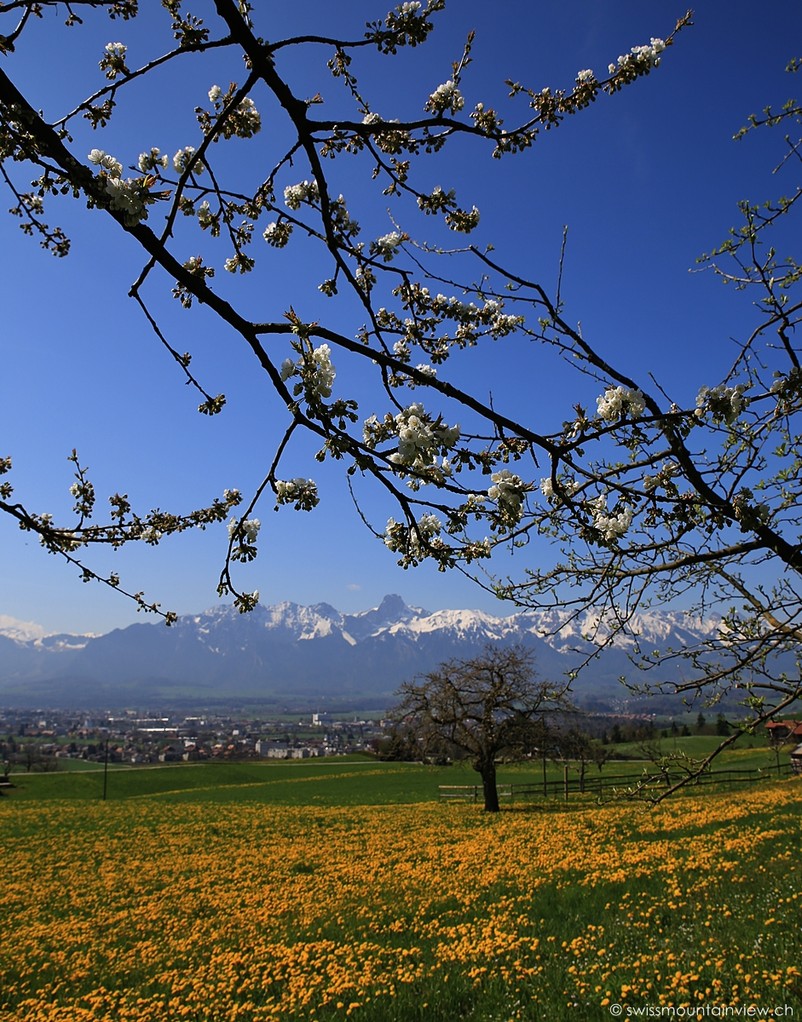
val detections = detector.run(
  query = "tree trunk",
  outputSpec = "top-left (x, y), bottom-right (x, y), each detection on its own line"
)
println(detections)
top-left (480, 760), bottom-right (500, 812)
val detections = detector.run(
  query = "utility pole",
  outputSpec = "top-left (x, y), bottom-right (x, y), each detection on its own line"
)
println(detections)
top-left (102, 732), bottom-right (109, 801)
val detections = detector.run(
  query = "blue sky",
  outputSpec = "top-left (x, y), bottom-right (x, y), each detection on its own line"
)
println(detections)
top-left (1, 0), bottom-right (800, 634)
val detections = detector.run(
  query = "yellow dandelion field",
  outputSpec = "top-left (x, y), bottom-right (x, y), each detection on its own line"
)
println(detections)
top-left (3, 781), bottom-right (801, 1021)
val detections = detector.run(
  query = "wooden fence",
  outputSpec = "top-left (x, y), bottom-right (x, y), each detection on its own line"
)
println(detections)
top-left (439, 761), bottom-right (793, 803)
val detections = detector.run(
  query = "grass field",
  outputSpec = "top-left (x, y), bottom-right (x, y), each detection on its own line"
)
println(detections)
top-left (2, 755), bottom-right (800, 1021)
top-left (4, 735), bottom-right (790, 805)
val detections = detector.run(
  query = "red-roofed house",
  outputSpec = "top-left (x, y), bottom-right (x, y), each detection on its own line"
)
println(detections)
top-left (766, 721), bottom-right (802, 747)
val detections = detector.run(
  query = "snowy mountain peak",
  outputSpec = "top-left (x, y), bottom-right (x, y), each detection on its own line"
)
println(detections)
top-left (0, 615), bottom-right (47, 643)
top-left (0, 596), bottom-right (729, 710)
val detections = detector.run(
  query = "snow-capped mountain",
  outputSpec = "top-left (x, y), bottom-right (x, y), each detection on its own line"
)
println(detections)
top-left (0, 614), bottom-right (46, 643)
top-left (0, 595), bottom-right (720, 710)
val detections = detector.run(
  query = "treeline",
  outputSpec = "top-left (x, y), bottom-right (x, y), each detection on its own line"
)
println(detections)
top-left (373, 711), bottom-right (733, 765)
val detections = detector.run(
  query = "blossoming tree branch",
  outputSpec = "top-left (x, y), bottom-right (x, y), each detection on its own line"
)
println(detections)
top-left (1, 1), bottom-right (800, 744)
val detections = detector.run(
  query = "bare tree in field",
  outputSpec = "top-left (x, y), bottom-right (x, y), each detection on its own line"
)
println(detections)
top-left (394, 645), bottom-right (564, 812)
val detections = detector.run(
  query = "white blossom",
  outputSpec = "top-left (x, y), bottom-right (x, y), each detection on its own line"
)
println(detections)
top-left (308, 344), bottom-right (335, 398)
top-left (196, 200), bottom-right (215, 230)
top-left (227, 517), bottom-right (260, 543)
top-left (233, 96), bottom-right (261, 135)
top-left (100, 41), bottom-right (128, 79)
top-left (173, 146), bottom-right (203, 174)
top-left (407, 364), bottom-right (436, 389)
top-left (591, 495), bottom-right (633, 542)
top-left (88, 149), bottom-right (123, 178)
top-left (137, 147), bottom-right (168, 173)
top-left (364, 403), bottom-right (459, 489)
top-left (284, 179), bottom-right (319, 210)
top-left (274, 478), bottom-right (319, 510)
top-left (263, 221), bottom-right (293, 247)
top-left (103, 175), bottom-right (146, 225)
top-left (384, 513), bottom-right (442, 559)
top-left (695, 383), bottom-right (749, 424)
top-left (609, 38), bottom-right (666, 75)
top-left (488, 312), bottom-right (524, 338)
top-left (488, 469), bottom-right (527, 524)
top-left (88, 148), bottom-right (149, 224)
top-left (371, 231), bottom-right (404, 262)
top-left (425, 80), bottom-right (465, 115)
top-left (280, 345), bottom-right (336, 399)
top-left (596, 386), bottom-right (646, 421)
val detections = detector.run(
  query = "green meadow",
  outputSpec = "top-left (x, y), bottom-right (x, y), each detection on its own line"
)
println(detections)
top-left (4, 734), bottom-right (789, 806)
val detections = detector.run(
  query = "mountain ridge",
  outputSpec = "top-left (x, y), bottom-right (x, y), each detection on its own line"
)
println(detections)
top-left (0, 595), bottom-right (720, 710)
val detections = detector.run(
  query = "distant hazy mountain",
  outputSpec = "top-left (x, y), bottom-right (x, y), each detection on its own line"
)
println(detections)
top-left (0, 595), bottom-right (721, 710)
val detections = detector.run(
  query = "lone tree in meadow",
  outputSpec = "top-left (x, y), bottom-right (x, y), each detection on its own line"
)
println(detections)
top-left (1, 2), bottom-right (801, 783)
top-left (394, 645), bottom-right (564, 812)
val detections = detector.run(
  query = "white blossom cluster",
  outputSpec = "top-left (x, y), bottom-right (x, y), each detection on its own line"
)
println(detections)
top-left (280, 344), bottom-right (336, 400)
top-left (137, 147), bottom-right (168, 173)
top-left (384, 512), bottom-right (442, 562)
top-left (590, 495), bottom-right (633, 542)
top-left (488, 469), bottom-right (527, 525)
top-left (87, 148), bottom-right (147, 225)
top-left (405, 363), bottom-right (437, 389)
top-left (274, 478), bottom-right (319, 511)
top-left (362, 406), bottom-right (459, 488)
top-left (234, 96), bottom-right (261, 134)
top-left (417, 185), bottom-right (453, 215)
top-left (393, 288), bottom-right (524, 350)
top-left (227, 517), bottom-right (260, 543)
top-left (88, 148), bottom-right (122, 177)
top-left (364, 403), bottom-right (459, 489)
top-left (69, 479), bottom-right (95, 518)
top-left (425, 80), bottom-right (465, 115)
top-left (540, 475), bottom-right (577, 502)
top-left (361, 112), bottom-right (410, 154)
top-left (695, 384), bottom-right (749, 425)
top-left (371, 231), bottom-right (405, 262)
top-left (576, 69), bottom-right (596, 84)
top-left (173, 146), bottom-right (204, 174)
top-left (596, 386), bottom-right (646, 421)
top-left (480, 299), bottom-right (524, 338)
top-left (226, 516), bottom-right (260, 563)
top-left (263, 221), bottom-right (293, 247)
top-left (609, 37), bottom-right (665, 74)
top-left (284, 179), bottom-right (319, 210)
top-left (643, 460), bottom-right (680, 493)
top-left (196, 200), bottom-right (216, 231)
top-left (183, 253), bottom-right (209, 275)
top-left (207, 85), bottom-right (262, 138)
top-left (100, 41), bottom-right (128, 80)
top-left (224, 253), bottom-right (254, 274)
top-left (36, 515), bottom-right (82, 553)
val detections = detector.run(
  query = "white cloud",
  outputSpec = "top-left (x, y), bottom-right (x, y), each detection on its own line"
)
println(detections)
top-left (0, 614), bottom-right (46, 641)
